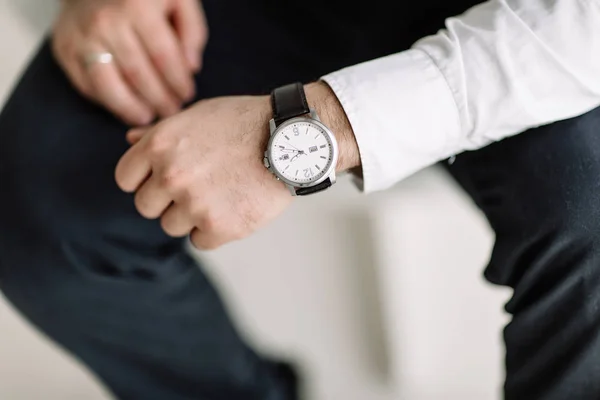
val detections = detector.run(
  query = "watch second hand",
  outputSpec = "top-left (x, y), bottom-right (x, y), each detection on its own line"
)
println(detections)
top-left (285, 142), bottom-right (301, 151)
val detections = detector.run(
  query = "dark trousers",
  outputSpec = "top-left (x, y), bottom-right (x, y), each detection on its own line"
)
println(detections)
top-left (1, 0), bottom-right (600, 399)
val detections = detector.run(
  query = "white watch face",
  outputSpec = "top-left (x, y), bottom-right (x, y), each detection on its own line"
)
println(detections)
top-left (269, 120), bottom-right (336, 185)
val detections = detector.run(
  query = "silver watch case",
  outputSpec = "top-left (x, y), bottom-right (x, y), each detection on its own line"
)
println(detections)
top-left (264, 109), bottom-right (338, 196)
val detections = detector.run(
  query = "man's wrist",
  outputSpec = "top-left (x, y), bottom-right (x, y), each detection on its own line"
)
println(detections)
top-left (304, 81), bottom-right (361, 172)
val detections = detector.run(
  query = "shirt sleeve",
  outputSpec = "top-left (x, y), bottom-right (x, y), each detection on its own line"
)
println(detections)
top-left (322, 0), bottom-right (600, 193)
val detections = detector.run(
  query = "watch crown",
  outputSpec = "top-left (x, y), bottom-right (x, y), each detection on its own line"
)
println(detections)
top-left (263, 157), bottom-right (270, 168)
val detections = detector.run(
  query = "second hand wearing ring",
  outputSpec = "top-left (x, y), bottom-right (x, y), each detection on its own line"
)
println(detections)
top-left (80, 37), bottom-right (195, 126)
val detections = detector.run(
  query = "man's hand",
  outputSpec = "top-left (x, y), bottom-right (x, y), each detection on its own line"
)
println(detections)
top-left (52, 0), bottom-right (208, 126)
top-left (115, 82), bottom-right (360, 249)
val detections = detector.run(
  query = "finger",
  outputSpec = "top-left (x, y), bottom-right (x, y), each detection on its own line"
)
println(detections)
top-left (135, 14), bottom-right (195, 102)
top-left (172, 0), bottom-right (207, 71)
top-left (69, 61), bottom-right (94, 99)
top-left (160, 204), bottom-right (195, 237)
top-left (106, 24), bottom-right (182, 119)
top-left (52, 38), bottom-right (94, 98)
top-left (191, 227), bottom-right (226, 250)
top-left (134, 174), bottom-right (173, 219)
top-left (115, 137), bottom-right (152, 192)
top-left (84, 45), bottom-right (154, 126)
top-left (127, 128), bottom-right (146, 145)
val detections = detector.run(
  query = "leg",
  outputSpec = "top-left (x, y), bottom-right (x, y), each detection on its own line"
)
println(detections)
top-left (0, 0), bottom-right (348, 396)
top-left (446, 106), bottom-right (600, 399)
top-left (0, 39), bottom-right (297, 399)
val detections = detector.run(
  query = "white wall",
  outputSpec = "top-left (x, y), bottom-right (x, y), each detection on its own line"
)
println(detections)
top-left (0, 1), bottom-right (511, 399)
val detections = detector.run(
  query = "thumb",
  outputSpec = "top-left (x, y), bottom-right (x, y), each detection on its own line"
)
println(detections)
top-left (126, 128), bottom-right (147, 145)
top-left (172, 0), bottom-right (208, 72)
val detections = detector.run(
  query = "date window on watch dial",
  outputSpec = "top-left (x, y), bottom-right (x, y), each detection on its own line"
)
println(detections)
top-left (309, 146), bottom-right (318, 153)
top-left (280, 154), bottom-right (290, 161)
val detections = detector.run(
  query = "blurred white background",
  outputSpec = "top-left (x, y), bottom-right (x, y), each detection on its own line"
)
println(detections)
top-left (0, 1), bottom-right (511, 399)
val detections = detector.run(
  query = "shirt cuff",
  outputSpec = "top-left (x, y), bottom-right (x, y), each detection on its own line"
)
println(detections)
top-left (321, 49), bottom-right (461, 193)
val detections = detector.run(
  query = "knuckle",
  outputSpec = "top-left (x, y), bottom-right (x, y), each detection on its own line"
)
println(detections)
top-left (160, 168), bottom-right (187, 191)
top-left (115, 164), bottom-right (135, 193)
top-left (194, 210), bottom-right (222, 238)
top-left (120, 65), bottom-right (145, 87)
top-left (160, 217), bottom-right (183, 238)
top-left (192, 234), bottom-right (220, 251)
top-left (134, 194), bottom-right (156, 219)
top-left (88, 9), bottom-right (116, 35)
top-left (146, 130), bottom-right (170, 156)
top-left (198, 214), bottom-right (216, 234)
top-left (187, 203), bottom-right (206, 222)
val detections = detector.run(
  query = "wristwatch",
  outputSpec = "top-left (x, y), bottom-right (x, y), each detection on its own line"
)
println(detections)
top-left (263, 82), bottom-right (338, 196)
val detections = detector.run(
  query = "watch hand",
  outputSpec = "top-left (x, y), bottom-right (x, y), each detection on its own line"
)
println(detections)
top-left (282, 147), bottom-right (306, 155)
top-left (285, 142), bottom-right (301, 151)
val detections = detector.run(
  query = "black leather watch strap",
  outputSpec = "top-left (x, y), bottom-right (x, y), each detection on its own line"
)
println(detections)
top-left (295, 179), bottom-right (332, 196)
top-left (271, 82), bottom-right (310, 126)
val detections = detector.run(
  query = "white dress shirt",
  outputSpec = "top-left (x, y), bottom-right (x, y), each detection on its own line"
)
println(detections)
top-left (322, 0), bottom-right (600, 193)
